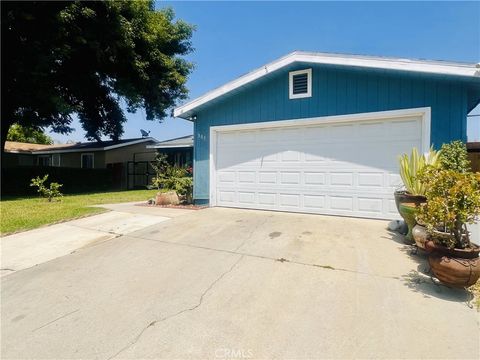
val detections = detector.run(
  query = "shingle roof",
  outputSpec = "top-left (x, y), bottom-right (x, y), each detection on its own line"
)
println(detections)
top-left (31, 137), bottom-right (157, 154)
top-left (4, 141), bottom-right (75, 153)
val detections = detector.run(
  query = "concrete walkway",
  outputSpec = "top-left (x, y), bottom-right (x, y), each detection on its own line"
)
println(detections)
top-left (0, 203), bottom-right (192, 277)
top-left (1, 207), bottom-right (478, 359)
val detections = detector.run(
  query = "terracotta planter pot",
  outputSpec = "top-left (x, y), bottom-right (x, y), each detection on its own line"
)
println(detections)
top-left (428, 253), bottom-right (480, 288)
top-left (155, 190), bottom-right (180, 205)
top-left (425, 240), bottom-right (480, 259)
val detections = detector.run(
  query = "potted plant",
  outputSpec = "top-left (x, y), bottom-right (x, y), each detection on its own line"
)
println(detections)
top-left (396, 147), bottom-right (440, 243)
top-left (396, 147), bottom-right (441, 209)
top-left (409, 141), bottom-right (471, 250)
top-left (416, 165), bottom-right (480, 288)
top-left (151, 153), bottom-right (194, 205)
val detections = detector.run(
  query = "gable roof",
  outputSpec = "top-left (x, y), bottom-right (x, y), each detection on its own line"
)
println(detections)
top-left (32, 137), bottom-right (157, 154)
top-left (146, 135), bottom-right (193, 149)
top-left (174, 51), bottom-right (480, 119)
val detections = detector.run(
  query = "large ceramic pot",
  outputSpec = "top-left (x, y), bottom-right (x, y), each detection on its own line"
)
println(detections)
top-left (412, 224), bottom-right (430, 250)
top-left (428, 254), bottom-right (480, 288)
top-left (426, 239), bottom-right (480, 288)
top-left (425, 239), bottom-right (480, 259)
top-left (398, 203), bottom-right (417, 244)
top-left (394, 190), bottom-right (426, 213)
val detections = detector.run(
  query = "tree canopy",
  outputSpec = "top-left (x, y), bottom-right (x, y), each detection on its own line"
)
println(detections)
top-left (6, 124), bottom-right (54, 145)
top-left (1, 0), bottom-right (194, 150)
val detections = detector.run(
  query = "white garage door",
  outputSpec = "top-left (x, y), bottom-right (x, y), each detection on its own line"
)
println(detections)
top-left (211, 110), bottom-right (426, 219)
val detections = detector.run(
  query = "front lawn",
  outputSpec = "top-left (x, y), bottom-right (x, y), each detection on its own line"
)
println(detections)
top-left (0, 189), bottom-right (156, 235)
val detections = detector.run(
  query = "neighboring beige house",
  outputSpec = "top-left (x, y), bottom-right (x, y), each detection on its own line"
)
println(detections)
top-left (3, 141), bottom-right (74, 167)
top-left (3, 138), bottom-right (158, 189)
top-left (3, 138), bottom-right (157, 169)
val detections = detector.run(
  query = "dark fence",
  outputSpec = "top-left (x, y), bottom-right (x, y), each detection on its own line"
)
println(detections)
top-left (1, 166), bottom-right (117, 196)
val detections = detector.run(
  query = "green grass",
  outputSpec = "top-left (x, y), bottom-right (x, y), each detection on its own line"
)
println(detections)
top-left (1, 189), bottom-right (157, 235)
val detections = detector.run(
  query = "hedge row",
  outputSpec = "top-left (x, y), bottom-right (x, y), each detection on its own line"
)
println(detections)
top-left (1, 166), bottom-right (118, 196)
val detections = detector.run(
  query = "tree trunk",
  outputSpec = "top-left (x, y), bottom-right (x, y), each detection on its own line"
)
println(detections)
top-left (1, 103), bottom-right (14, 155)
top-left (1, 119), bottom-right (13, 157)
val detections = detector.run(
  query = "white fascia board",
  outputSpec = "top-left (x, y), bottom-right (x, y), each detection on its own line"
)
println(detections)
top-left (146, 144), bottom-right (193, 149)
top-left (102, 138), bottom-right (156, 150)
top-left (32, 147), bottom-right (104, 155)
top-left (174, 51), bottom-right (480, 118)
top-left (32, 138), bottom-right (157, 154)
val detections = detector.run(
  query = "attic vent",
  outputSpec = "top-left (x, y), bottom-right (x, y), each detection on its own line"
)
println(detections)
top-left (289, 69), bottom-right (312, 99)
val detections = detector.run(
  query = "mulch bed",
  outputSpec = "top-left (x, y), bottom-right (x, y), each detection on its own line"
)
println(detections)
top-left (135, 202), bottom-right (207, 210)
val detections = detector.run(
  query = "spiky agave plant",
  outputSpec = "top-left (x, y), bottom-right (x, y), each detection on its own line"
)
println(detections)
top-left (398, 147), bottom-right (441, 196)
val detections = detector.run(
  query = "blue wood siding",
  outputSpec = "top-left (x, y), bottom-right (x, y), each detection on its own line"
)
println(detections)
top-left (193, 65), bottom-right (470, 200)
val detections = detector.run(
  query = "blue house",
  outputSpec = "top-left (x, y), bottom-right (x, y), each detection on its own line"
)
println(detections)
top-left (174, 51), bottom-right (480, 219)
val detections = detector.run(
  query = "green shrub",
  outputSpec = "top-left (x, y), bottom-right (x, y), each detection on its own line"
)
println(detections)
top-left (30, 175), bottom-right (63, 202)
top-left (398, 147), bottom-right (441, 195)
top-left (439, 140), bottom-right (471, 173)
top-left (151, 153), bottom-right (193, 198)
top-left (416, 167), bottom-right (480, 249)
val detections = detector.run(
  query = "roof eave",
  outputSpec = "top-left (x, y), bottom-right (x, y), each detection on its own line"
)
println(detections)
top-left (32, 137), bottom-right (157, 154)
top-left (146, 144), bottom-right (193, 149)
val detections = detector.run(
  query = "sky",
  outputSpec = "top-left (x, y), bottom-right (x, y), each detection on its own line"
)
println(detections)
top-left (50, 1), bottom-right (480, 143)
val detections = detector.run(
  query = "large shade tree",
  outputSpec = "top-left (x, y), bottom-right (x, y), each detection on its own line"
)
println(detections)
top-left (1, 0), bottom-right (194, 151)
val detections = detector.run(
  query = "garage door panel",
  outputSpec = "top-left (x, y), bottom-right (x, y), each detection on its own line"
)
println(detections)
top-left (330, 172), bottom-right (354, 186)
top-left (258, 192), bottom-right (276, 205)
top-left (279, 193), bottom-right (301, 207)
top-left (304, 172), bottom-right (326, 185)
top-left (358, 197), bottom-right (383, 213)
top-left (358, 172), bottom-right (384, 187)
top-left (304, 195), bottom-right (326, 209)
top-left (214, 115), bottom-right (423, 219)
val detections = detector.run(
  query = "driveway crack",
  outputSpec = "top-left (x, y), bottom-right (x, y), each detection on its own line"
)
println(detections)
top-left (32, 309), bottom-right (80, 332)
top-left (107, 255), bottom-right (244, 360)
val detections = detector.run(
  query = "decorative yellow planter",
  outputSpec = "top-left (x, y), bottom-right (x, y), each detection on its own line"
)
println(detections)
top-left (398, 203), bottom-right (417, 244)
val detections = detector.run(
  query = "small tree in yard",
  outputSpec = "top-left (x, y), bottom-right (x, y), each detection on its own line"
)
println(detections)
top-left (30, 175), bottom-right (63, 202)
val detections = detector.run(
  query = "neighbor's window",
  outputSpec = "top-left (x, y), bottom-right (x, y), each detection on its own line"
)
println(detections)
top-left (81, 153), bottom-right (94, 169)
top-left (52, 154), bottom-right (61, 167)
top-left (289, 68), bottom-right (312, 99)
top-left (37, 155), bottom-right (51, 166)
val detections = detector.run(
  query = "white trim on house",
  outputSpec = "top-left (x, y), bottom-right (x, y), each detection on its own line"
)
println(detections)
top-left (174, 51), bottom-right (479, 118)
top-left (209, 107), bottom-right (431, 207)
top-left (81, 153), bottom-right (94, 169)
top-left (146, 144), bottom-right (193, 149)
top-left (289, 68), bottom-right (312, 99)
top-left (32, 138), bottom-right (156, 155)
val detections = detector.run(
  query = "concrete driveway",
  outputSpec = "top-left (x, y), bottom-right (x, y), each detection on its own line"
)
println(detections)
top-left (1, 207), bottom-right (479, 359)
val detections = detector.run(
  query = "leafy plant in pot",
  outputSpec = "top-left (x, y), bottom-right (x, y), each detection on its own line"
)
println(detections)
top-left (151, 153), bottom-right (193, 205)
top-left (396, 147), bottom-right (441, 209)
top-left (396, 147), bottom-right (441, 243)
top-left (416, 166), bottom-right (480, 288)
